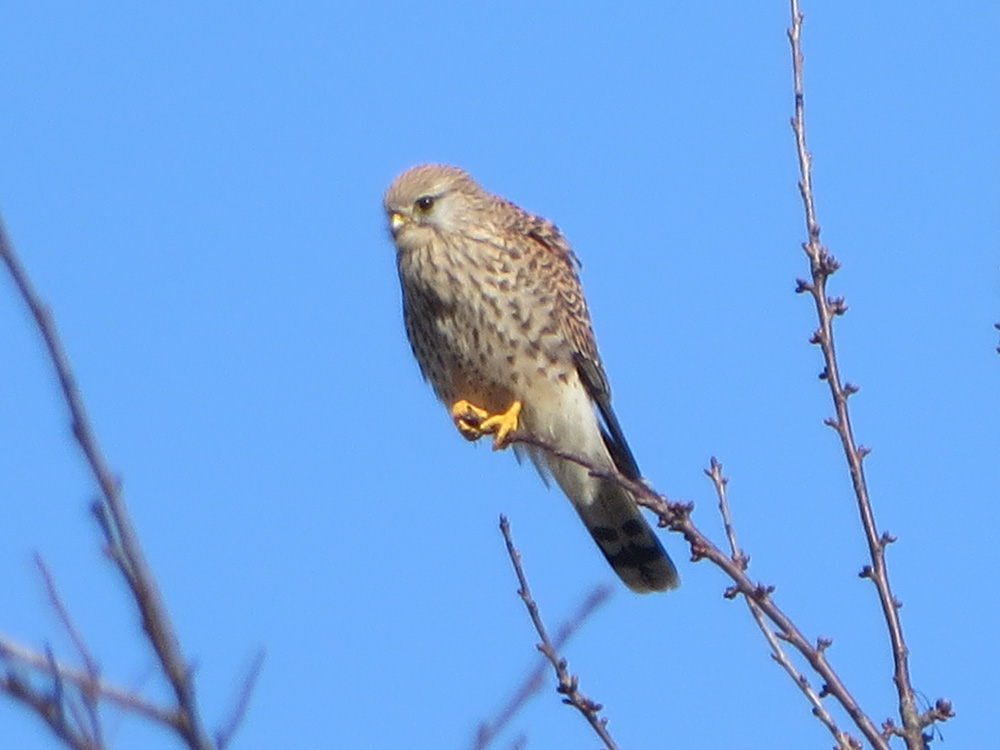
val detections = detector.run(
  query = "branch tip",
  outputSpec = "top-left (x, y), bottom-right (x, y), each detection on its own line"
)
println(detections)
top-left (820, 252), bottom-right (840, 274)
top-left (919, 698), bottom-right (954, 727)
top-left (828, 296), bottom-right (848, 316)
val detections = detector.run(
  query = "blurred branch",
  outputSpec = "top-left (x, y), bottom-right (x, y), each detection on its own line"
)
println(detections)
top-left (35, 555), bottom-right (105, 747)
top-left (0, 213), bottom-right (222, 749)
top-left (0, 667), bottom-right (99, 750)
top-left (0, 634), bottom-right (176, 725)
top-left (215, 650), bottom-right (265, 750)
top-left (706, 458), bottom-right (859, 750)
top-left (786, 3), bottom-right (952, 748)
top-left (498, 516), bottom-right (619, 750)
top-left (473, 585), bottom-right (612, 749)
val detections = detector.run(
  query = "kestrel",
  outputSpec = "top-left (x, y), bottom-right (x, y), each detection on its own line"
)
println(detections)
top-left (384, 164), bottom-right (678, 593)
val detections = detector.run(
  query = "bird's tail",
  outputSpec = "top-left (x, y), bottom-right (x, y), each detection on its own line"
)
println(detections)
top-left (575, 479), bottom-right (679, 593)
top-left (519, 390), bottom-right (678, 593)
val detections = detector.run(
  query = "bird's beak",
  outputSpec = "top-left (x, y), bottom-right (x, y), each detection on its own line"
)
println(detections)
top-left (389, 211), bottom-right (406, 237)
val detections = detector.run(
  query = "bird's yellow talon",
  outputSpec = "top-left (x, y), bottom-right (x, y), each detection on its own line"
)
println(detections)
top-left (480, 400), bottom-right (521, 450)
top-left (449, 399), bottom-right (522, 450)
top-left (450, 399), bottom-right (490, 441)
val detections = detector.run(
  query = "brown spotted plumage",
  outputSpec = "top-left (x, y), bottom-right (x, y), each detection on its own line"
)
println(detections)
top-left (384, 164), bottom-right (678, 593)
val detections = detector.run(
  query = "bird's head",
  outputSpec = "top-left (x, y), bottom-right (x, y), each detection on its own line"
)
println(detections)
top-left (383, 164), bottom-right (484, 251)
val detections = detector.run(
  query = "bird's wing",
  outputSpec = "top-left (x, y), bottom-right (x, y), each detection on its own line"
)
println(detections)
top-left (520, 213), bottom-right (643, 482)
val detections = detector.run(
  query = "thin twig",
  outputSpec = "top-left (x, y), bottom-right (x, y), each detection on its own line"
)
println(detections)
top-left (786, 4), bottom-right (951, 748)
top-left (706, 458), bottom-right (859, 750)
top-left (215, 650), bottom-right (265, 750)
top-left (0, 213), bottom-right (214, 750)
top-left (0, 634), bottom-right (177, 725)
top-left (35, 555), bottom-right (106, 747)
top-left (498, 516), bottom-right (619, 750)
top-left (473, 586), bottom-right (612, 749)
top-left (0, 670), bottom-right (97, 750)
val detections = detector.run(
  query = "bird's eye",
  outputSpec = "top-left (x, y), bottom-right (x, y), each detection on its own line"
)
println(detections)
top-left (415, 195), bottom-right (435, 212)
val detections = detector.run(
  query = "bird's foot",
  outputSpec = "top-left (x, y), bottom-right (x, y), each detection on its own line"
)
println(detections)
top-left (450, 399), bottom-right (522, 450)
top-left (451, 400), bottom-right (491, 442)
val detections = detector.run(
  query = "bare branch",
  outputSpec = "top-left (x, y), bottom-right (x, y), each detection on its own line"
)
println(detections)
top-left (706, 459), bottom-right (859, 750)
top-left (0, 634), bottom-right (177, 726)
top-left (507, 429), bottom-right (887, 748)
top-left (498, 516), bottom-right (619, 750)
top-left (215, 650), bottom-right (265, 750)
top-left (0, 213), bottom-right (213, 750)
top-left (0, 668), bottom-right (99, 750)
top-left (786, 3), bottom-right (950, 747)
top-left (473, 586), bottom-right (612, 749)
top-left (34, 556), bottom-right (105, 747)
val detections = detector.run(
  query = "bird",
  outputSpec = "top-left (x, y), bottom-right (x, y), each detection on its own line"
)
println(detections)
top-left (383, 164), bottom-right (678, 593)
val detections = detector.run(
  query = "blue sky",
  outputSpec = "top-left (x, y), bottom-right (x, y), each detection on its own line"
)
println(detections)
top-left (1, 2), bottom-right (997, 748)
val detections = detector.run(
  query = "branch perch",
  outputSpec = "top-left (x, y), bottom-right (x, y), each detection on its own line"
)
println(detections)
top-left (508, 430), bottom-right (888, 748)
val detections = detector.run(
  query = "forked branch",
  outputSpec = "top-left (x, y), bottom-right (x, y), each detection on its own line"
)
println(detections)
top-left (508, 431), bottom-right (888, 748)
top-left (0, 214), bottom-right (226, 749)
